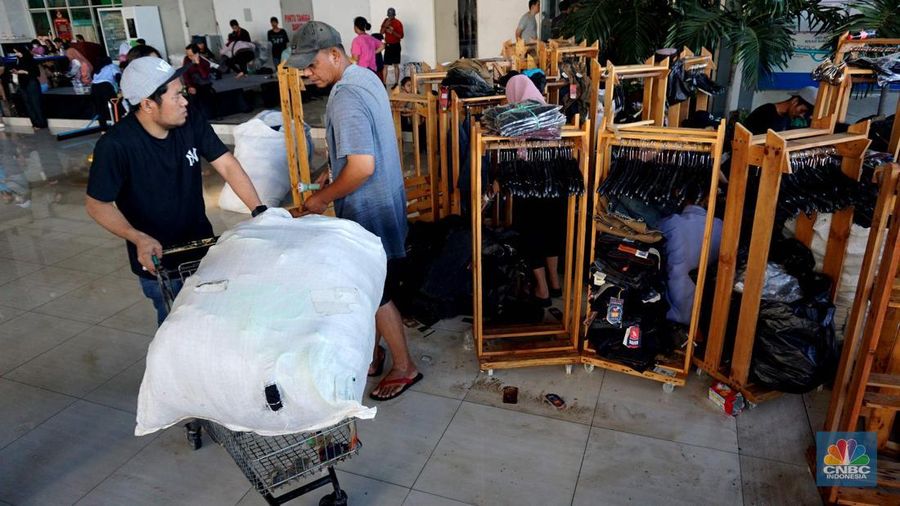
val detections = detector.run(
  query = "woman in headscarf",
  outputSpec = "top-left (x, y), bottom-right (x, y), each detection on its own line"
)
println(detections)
top-left (505, 74), bottom-right (565, 307)
top-left (65, 45), bottom-right (93, 86)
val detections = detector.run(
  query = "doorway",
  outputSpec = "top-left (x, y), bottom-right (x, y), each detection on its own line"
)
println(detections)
top-left (458, 0), bottom-right (477, 58)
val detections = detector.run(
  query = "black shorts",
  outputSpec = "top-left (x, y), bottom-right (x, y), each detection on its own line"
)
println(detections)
top-left (380, 258), bottom-right (403, 306)
top-left (384, 43), bottom-right (401, 64)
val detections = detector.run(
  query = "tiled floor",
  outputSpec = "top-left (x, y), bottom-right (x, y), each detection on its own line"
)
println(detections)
top-left (0, 128), bottom-right (825, 505)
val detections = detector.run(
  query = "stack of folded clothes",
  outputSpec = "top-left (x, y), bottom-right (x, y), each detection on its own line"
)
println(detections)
top-left (586, 234), bottom-right (670, 372)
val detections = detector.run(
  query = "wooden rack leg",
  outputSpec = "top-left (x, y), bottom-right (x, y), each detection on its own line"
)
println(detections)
top-left (730, 136), bottom-right (785, 386)
top-left (838, 182), bottom-right (900, 432)
top-left (427, 97), bottom-right (440, 220)
top-left (439, 108), bottom-right (451, 217)
top-left (794, 214), bottom-right (816, 247)
top-left (824, 165), bottom-right (900, 434)
top-left (703, 128), bottom-right (750, 373)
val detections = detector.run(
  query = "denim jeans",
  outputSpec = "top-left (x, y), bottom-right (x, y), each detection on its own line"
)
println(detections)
top-left (139, 276), bottom-right (183, 326)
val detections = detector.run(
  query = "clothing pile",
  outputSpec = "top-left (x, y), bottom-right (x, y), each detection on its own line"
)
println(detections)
top-left (441, 59), bottom-right (496, 98)
top-left (482, 99), bottom-right (566, 138)
top-left (594, 196), bottom-right (663, 243)
top-left (491, 147), bottom-right (584, 198)
top-left (587, 235), bottom-right (671, 372)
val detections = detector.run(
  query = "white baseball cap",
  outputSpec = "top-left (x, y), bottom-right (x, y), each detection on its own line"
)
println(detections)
top-left (120, 56), bottom-right (185, 105)
top-left (792, 86), bottom-right (818, 108)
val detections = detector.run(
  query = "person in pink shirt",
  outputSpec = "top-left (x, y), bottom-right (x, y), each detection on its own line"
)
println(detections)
top-left (351, 17), bottom-right (383, 73)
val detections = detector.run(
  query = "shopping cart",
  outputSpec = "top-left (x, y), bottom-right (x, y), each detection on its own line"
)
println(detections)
top-left (152, 239), bottom-right (361, 505)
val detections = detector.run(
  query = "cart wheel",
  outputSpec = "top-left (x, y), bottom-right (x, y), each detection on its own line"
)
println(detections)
top-left (565, 364), bottom-right (573, 375)
top-left (662, 382), bottom-right (675, 394)
top-left (487, 369), bottom-right (494, 376)
top-left (584, 364), bottom-right (595, 373)
top-left (185, 421), bottom-right (203, 451)
top-left (319, 489), bottom-right (348, 506)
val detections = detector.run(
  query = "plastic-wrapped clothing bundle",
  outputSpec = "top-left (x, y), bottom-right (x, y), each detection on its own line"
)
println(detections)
top-left (482, 99), bottom-right (566, 138)
top-left (734, 262), bottom-right (804, 303)
top-left (135, 211), bottom-right (384, 436)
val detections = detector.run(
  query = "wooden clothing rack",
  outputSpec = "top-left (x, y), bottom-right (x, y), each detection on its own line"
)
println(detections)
top-left (813, 32), bottom-right (900, 160)
top-left (277, 65), bottom-right (314, 209)
top-left (698, 119), bottom-right (872, 404)
top-left (583, 122), bottom-right (727, 391)
top-left (389, 91), bottom-right (441, 222)
top-left (666, 47), bottom-right (717, 128)
top-left (446, 91), bottom-right (507, 215)
top-left (599, 59), bottom-right (670, 131)
top-left (546, 41), bottom-right (600, 104)
top-left (470, 121), bottom-right (591, 374)
top-left (811, 163), bottom-right (900, 505)
top-left (501, 39), bottom-right (547, 71)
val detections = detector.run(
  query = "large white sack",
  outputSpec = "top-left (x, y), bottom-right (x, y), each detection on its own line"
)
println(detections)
top-left (785, 214), bottom-right (872, 337)
top-left (219, 110), bottom-right (291, 213)
top-left (136, 209), bottom-right (385, 436)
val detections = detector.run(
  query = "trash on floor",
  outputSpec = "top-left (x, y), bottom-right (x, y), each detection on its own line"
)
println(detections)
top-left (708, 382), bottom-right (745, 416)
top-left (502, 385), bottom-right (519, 404)
top-left (544, 393), bottom-right (566, 410)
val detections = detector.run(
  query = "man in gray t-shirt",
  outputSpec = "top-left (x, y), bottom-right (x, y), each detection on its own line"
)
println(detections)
top-left (516, 0), bottom-right (540, 41)
top-left (287, 21), bottom-right (421, 402)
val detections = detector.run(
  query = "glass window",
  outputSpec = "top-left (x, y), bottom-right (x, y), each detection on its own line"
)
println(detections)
top-left (71, 9), bottom-right (99, 43)
top-left (47, 0), bottom-right (67, 7)
top-left (28, 0), bottom-right (46, 8)
top-left (92, 0), bottom-right (119, 5)
top-left (69, 0), bottom-right (91, 6)
top-left (31, 12), bottom-right (53, 37)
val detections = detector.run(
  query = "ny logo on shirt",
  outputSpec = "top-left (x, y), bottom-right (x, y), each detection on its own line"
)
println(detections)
top-left (185, 147), bottom-right (199, 166)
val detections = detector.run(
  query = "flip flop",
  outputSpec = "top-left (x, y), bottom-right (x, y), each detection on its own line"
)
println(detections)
top-left (368, 345), bottom-right (386, 377)
top-left (369, 372), bottom-right (424, 401)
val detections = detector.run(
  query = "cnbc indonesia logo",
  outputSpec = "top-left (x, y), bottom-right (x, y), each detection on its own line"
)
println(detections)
top-left (822, 439), bottom-right (872, 481)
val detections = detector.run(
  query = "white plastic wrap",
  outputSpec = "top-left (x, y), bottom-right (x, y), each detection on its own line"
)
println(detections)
top-left (785, 214), bottom-right (872, 337)
top-left (135, 210), bottom-right (384, 436)
top-left (219, 110), bottom-right (291, 213)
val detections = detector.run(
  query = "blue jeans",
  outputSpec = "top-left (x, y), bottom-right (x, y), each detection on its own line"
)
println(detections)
top-left (139, 276), bottom-right (183, 326)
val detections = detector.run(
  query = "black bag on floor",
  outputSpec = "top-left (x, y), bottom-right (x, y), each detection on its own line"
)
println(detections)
top-left (750, 299), bottom-right (838, 393)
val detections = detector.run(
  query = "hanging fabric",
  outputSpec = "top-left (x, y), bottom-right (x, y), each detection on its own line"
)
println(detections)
top-left (777, 147), bottom-right (874, 222)
top-left (598, 145), bottom-right (713, 215)
top-left (491, 145), bottom-right (584, 198)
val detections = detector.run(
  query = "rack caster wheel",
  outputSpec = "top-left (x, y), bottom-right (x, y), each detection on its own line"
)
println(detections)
top-left (487, 369), bottom-right (494, 377)
top-left (695, 367), bottom-right (705, 377)
top-left (662, 383), bottom-right (675, 394)
top-left (565, 364), bottom-right (573, 375)
top-left (319, 490), bottom-right (348, 506)
top-left (185, 421), bottom-right (203, 450)
top-left (584, 364), bottom-right (595, 373)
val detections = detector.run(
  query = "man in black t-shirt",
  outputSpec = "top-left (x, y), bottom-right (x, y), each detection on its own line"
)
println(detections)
top-left (267, 17), bottom-right (289, 66)
top-left (743, 86), bottom-right (817, 135)
top-left (85, 56), bottom-right (265, 325)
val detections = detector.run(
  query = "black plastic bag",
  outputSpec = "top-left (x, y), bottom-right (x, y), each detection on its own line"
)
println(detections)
top-left (441, 67), bottom-right (495, 98)
top-left (750, 299), bottom-right (838, 393)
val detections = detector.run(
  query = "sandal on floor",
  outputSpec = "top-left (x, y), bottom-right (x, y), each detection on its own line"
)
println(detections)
top-left (369, 373), bottom-right (424, 401)
top-left (368, 345), bottom-right (386, 377)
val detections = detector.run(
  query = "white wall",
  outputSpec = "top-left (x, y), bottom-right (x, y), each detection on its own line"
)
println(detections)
top-left (212, 0), bottom-right (283, 43)
top-left (368, 0), bottom-right (436, 65)
top-left (310, 0), bottom-right (369, 52)
top-left (477, 0), bottom-right (535, 58)
top-left (0, 1), bottom-right (33, 41)
top-left (433, 0), bottom-right (458, 65)
top-left (124, 0), bottom-right (184, 57)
